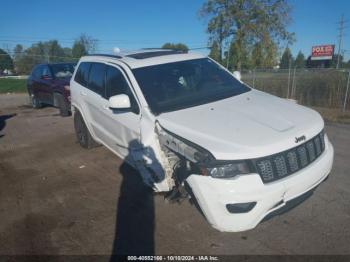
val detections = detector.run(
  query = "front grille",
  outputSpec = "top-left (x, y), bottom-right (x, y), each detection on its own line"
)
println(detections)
top-left (255, 130), bottom-right (325, 183)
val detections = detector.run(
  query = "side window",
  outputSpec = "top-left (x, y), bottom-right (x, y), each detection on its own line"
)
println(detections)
top-left (32, 65), bottom-right (42, 79)
top-left (88, 63), bottom-right (106, 95)
top-left (74, 62), bottom-right (91, 87)
top-left (105, 66), bottom-right (130, 98)
top-left (42, 66), bottom-right (52, 77)
top-left (31, 67), bottom-right (38, 78)
top-left (105, 65), bottom-right (139, 114)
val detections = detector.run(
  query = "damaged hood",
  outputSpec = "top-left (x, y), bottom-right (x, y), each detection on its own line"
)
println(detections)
top-left (156, 89), bottom-right (324, 160)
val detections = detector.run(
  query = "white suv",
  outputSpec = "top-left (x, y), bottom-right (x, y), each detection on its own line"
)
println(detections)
top-left (70, 49), bottom-right (334, 232)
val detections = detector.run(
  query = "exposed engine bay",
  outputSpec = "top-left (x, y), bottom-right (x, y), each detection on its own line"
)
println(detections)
top-left (154, 123), bottom-right (207, 202)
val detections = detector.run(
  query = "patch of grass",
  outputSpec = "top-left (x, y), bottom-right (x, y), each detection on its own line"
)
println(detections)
top-left (242, 69), bottom-right (349, 109)
top-left (0, 78), bottom-right (27, 93)
top-left (312, 106), bottom-right (350, 124)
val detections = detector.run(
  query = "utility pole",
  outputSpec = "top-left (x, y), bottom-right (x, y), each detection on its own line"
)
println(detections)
top-left (336, 14), bottom-right (348, 69)
top-left (291, 66), bottom-right (297, 99)
top-left (287, 58), bottom-right (292, 99)
top-left (343, 71), bottom-right (350, 113)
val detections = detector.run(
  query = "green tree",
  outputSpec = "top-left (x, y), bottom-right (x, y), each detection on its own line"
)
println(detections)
top-left (280, 47), bottom-right (294, 69)
top-left (249, 34), bottom-right (278, 69)
top-left (72, 34), bottom-right (98, 58)
top-left (72, 41), bottom-right (87, 58)
top-left (13, 44), bottom-right (23, 60)
top-left (63, 47), bottom-right (72, 58)
top-left (209, 41), bottom-right (221, 63)
top-left (200, 0), bottom-right (294, 70)
top-left (294, 51), bottom-right (305, 68)
top-left (14, 40), bottom-right (70, 74)
top-left (251, 43), bottom-right (263, 68)
top-left (0, 49), bottom-right (14, 71)
top-left (13, 44), bottom-right (24, 73)
top-left (161, 43), bottom-right (189, 51)
top-left (199, 3), bottom-right (230, 62)
top-left (14, 43), bottom-right (46, 74)
top-left (227, 39), bottom-right (251, 70)
top-left (45, 40), bottom-right (66, 62)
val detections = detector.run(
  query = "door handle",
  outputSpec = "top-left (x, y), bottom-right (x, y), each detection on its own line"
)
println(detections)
top-left (80, 91), bottom-right (87, 96)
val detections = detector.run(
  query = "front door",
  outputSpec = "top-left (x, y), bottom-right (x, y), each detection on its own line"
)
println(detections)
top-left (84, 62), bottom-right (141, 159)
top-left (97, 64), bottom-right (141, 158)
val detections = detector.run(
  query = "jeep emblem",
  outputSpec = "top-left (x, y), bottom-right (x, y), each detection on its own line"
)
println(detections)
top-left (295, 135), bottom-right (306, 143)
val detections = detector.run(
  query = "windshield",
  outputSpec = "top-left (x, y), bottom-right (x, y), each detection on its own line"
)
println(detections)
top-left (51, 63), bottom-right (75, 79)
top-left (132, 58), bottom-right (250, 114)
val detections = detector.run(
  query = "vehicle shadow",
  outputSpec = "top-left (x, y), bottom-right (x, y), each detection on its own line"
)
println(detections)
top-left (0, 114), bottom-right (16, 138)
top-left (110, 140), bottom-right (164, 261)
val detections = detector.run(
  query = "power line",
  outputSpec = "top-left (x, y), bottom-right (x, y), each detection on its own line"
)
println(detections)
top-left (0, 47), bottom-right (210, 61)
top-left (0, 37), bottom-right (208, 46)
top-left (2, 45), bottom-right (210, 56)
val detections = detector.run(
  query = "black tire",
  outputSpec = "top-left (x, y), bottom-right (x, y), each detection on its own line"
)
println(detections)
top-left (74, 110), bottom-right (99, 149)
top-left (56, 93), bottom-right (71, 117)
top-left (30, 93), bottom-right (42, 109)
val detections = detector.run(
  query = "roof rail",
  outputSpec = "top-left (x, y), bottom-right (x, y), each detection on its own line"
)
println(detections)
top-left (85, 54), bottom-right (122, 59)
top-left (141, 48), bottom-right (172, 50)
top-left (141, 48), bottom-right (188, 53)
top-left (141, 48), bottom-right (163, 50)
top-left (126, 50), bottom-right (188, 60)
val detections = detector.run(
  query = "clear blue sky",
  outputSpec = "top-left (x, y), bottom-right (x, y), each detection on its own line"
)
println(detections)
top-left (0, 0), bottom-right (349, 60)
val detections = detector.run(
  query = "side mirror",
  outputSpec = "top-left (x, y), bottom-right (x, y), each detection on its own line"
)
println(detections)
top-left (108, 94), bottom-right (131, 109)
top-left (233, 71), bottom-right (241, 81)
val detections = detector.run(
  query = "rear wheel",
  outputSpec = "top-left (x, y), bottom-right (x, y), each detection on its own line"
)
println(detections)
top-left (55, 93), bottom-right (70, 117)
top-left (30, 93), bottom-right (42, 109)
top-left (74, 110), bottom-right (99, 149)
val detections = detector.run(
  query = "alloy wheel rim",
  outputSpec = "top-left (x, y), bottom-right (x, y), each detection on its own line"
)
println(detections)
top-left (31, 96), bottom-right (36, 107)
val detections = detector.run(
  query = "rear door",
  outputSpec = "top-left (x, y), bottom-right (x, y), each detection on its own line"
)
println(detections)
top-left (29, 65), bottom-right (43, 99)
top-left (81, 62), bottom-right (107, 142)
top-left (38, 65), bottom-right (54, 104)
top-left (72, 62), bottom-right (91, 113)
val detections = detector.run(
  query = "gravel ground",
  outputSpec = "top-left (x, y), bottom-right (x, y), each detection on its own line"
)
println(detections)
top-left (0, 93), bottom-right (349, 256)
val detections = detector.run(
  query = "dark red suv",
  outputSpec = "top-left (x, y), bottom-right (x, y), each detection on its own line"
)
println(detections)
top-left (27, 63), bottom-right (76, 116)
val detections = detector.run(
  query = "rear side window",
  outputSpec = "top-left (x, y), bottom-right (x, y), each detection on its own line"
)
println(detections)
top-left (32, 65), bottom-right (42, 79)
top-left (105, 66), bottom-right (130, 98)
top-left (74, 62), bottom-right (91, 87)
top-left (50, 63), bottom-right (75, 79)
top-left (88, 63), bottom-right (106, 95)
top-left (42, 66), bottom-right (52, 77)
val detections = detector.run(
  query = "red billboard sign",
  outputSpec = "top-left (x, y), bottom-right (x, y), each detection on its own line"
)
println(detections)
top-left (311, 45), bottom-right (334, 60)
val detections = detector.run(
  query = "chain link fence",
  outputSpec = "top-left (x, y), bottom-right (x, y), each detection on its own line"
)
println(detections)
top-left (241, 68), bottom-right (350, 114)
top-left (1, 58), bottom-right (350, 120)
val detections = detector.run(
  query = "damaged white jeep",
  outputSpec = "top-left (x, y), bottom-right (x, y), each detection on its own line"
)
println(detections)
top-left (70, 49), bottom-right (334, 232)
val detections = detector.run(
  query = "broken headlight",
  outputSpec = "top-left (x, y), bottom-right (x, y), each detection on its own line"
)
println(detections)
top-left (156, 124), bottom-right (214, 164)
top-left (203, 162), bottom-right (251, 178)
top-left (156, 124), bottom-right (251, 179)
